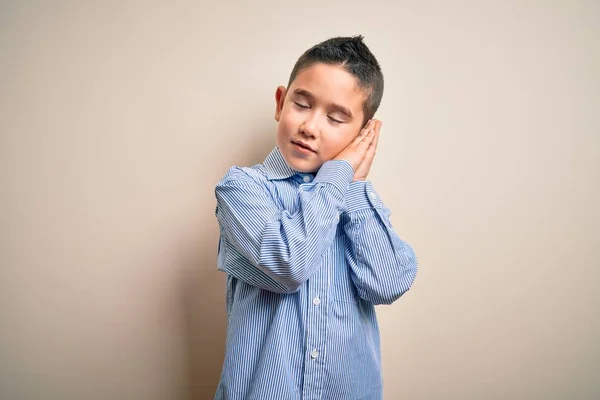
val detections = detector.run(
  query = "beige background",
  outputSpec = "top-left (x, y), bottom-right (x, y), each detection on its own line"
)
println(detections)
top-left (1, 1), bottom-right (599, 399)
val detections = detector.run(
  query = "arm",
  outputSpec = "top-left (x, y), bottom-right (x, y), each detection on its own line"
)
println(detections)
top-left (215, 160), bottom-right (354, 294)
top-left (343, 181), bottom-right (418, 305)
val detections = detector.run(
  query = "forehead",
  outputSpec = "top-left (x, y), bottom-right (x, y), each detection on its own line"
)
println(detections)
top-left (289, 64), bottom-right (366, 113)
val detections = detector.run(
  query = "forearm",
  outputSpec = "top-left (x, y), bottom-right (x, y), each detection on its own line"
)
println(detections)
top-left (343, 181), bottom-right (418, 304)
top-left (216, 160), bottom-right (355, 293)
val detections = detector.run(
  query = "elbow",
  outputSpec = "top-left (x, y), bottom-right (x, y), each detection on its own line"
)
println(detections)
top-left (376, 276), bottom-right (416, 305)
top-left (260, 249), bottom-right (315, 294)
top-left (259, 261), bottom-right (309, 295)
top-left (279, 269), bottom-right (312, 294)
top-left (267, 283), bottom-right (302, 295)
top-left (369, 282), bottom-right (412, 305)
top-left (388, 251), bottom-right (418, 304)
top-left (280, 281), bottom-right (303, 294)
top-left (248, 270), bottom-right (304, 295)
top-left (364, 251), bottom-right (418, 305)
top-left (268, 275), bottom-right (305, 294)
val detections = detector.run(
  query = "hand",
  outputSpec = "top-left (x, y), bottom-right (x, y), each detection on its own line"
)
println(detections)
top-left (353, 120), bottom-right (381, 181)
top-left (333, 119), bottom-right (378, 172)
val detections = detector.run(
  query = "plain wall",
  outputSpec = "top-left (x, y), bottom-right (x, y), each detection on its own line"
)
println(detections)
top-left (1, 1), bottom-right (598, 399)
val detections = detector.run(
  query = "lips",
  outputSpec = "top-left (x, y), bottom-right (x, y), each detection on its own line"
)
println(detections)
top-left (292, 140), bottom-right (316, 152)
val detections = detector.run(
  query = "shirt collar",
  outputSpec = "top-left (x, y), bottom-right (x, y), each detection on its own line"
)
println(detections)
top-left (263, 147), bottom-right (300, 181)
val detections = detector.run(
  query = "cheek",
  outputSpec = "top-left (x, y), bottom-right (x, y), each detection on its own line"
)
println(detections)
top-left (278, 108), bottom-right (302, 134)
top-left (276, 111), bottom-right (296, 144)
top-left (283, 106), bottom-right (302, 125)
top-left (275, 124), bottom-right (287, 149)
top-left (320, 133), bottom-right (353, 158)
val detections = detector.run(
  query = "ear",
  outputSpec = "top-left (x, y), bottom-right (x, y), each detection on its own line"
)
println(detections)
top-left (274, 85), bottom-right (287, 122)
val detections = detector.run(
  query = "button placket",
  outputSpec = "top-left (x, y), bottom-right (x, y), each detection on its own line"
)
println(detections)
top-left (301, 259), bottom-right (328, 399)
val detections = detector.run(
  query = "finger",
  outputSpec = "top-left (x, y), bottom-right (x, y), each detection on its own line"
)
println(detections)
top-left (358, 145), bottom-right (376, 174)
top-left (370, 120), bottom-right (380, 135)
top-left (358, 128), bottom-right (376, 148)
top-left (354, 120), bottom-right (374, 142)
top-left (353, 128), bottom-right (373, 147)
top-left (365, 124), bottom-right (379, 158)
top-left (372, 125), bottom-right (380, 149)
top-left (362, 131), bottom-right (378, 164)
top-left (375, 120), bottom-right (383, 133)
top-left (362, 119), bottom-right (376, 134)
top-left (367, 130), bottom-right (379, 155)
top-left (368, 121), bottom-right (380, 149)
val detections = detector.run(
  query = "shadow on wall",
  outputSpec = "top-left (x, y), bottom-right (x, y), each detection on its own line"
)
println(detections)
top-left (179, 131), bottom-right (276, 399)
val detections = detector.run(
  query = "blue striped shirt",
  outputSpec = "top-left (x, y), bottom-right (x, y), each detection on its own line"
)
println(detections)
top-left (214, 147), bottom-right (418, 400)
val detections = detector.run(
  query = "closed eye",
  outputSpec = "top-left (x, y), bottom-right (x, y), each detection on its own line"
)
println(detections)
top-left (294, 101), bottom-right (343, 123)
top-left (294, 102), bottom-right (310, 109)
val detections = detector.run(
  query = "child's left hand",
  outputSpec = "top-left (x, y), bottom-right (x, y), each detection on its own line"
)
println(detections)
top-left (353, 120), bottom-right (381, 181)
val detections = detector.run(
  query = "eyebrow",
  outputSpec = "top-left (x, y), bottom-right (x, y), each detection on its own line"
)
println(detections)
top-left (292, 88), bottom-right (354, 118)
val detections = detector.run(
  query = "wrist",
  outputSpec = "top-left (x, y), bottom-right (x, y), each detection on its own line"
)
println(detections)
top-left (313, 160), bottom-right (354, 194)
top-left (344, 181), bottom-right (383, 213)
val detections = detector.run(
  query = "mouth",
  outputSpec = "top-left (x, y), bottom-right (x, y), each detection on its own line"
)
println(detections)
top-left (292, 140), bottom-right (316, 153)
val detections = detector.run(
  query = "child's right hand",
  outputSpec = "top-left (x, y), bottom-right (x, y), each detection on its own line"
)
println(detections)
top-left (333, 119), bottom-right (378, 171)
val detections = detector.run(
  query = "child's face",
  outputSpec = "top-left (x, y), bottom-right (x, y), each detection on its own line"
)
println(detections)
top-left (274, 63), bottom-right (367, 173)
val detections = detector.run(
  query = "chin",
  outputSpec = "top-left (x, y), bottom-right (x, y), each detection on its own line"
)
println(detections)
top-left (286, 156), bottom-right (321, 174)
top-left (277, 137), bottom-right (322, 173)
top-left (289, 161), bottom-right (316, 173)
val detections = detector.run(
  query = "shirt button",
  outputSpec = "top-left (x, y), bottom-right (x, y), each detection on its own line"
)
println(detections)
top-left (303, 175), bottom-right (311, 183)
top-left (313, 297), bottom-right (321, 306)
top-left (310, 349), bottom-right (319, 359)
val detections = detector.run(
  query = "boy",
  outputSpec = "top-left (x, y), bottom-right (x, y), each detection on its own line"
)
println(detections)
top-left (214, 35), bottom-right (417, 400)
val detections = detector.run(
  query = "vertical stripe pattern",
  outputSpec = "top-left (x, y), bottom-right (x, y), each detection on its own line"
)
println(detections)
top-left (214, 147), bottom-right (418, 400)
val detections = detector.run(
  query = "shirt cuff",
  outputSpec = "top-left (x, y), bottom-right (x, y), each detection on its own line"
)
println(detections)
top-left (313, 160), bottom-right (354, 195)
top-left (344, 181), bottom-right (384, 213)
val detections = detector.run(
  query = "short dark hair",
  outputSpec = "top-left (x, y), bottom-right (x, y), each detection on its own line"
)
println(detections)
top-left (287, 35), bottom-right (384, 124)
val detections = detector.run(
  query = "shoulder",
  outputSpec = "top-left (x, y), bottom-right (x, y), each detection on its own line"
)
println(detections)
top-left (216, 162), bottom-right (269, 189)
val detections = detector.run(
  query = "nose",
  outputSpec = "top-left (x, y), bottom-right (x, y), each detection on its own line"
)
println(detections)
top-left (299, 112), bottom-right (319, 138)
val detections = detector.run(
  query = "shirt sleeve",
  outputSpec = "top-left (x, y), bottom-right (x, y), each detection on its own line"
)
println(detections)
top-left (342, 180), bottom-right (418, 305)
top-left (215, 160), bottom-right (355, 294)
